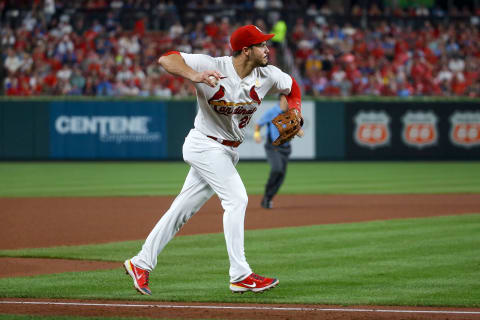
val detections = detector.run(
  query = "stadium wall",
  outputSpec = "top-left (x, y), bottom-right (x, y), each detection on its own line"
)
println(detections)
top-left (343, 101), bottom-right (480, 160)
top-left (0, 99), bottom-right (479, 160)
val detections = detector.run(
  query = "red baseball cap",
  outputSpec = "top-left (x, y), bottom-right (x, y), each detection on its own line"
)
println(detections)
top-left (230, 25), bottom-right (275, 51)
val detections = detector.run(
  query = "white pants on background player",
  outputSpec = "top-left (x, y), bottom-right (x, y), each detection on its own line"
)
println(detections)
top-left (131, 128), bottom-right (252, 282)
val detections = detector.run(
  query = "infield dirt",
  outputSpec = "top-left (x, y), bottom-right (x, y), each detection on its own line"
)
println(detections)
top-left (1, 194), bottom-right (480, 319)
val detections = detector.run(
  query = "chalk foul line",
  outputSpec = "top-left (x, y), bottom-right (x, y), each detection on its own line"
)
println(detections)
top-left (1, 301), bottom-right (479, 315)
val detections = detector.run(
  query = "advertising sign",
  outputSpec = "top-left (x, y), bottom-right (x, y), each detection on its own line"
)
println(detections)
top-left (401, 111), bottom-right (438, 149)
top-left (346, 102), bottom-right (480, 160)
top-left (353, 111), bottom-right (391, 149)
top-left (50, 101), bottom-right (167, 159)
top-left (449, 111), bottom-right (480, 148)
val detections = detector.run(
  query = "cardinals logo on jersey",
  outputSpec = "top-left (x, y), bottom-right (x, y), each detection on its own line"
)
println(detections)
top-left (249, 86), bottom-right (261, 104)
top-left (208, 85), bottom-right (226, 104)
top-left (208, 85), bottom-right (259, 117)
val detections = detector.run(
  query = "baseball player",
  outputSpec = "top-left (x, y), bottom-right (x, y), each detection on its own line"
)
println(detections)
top-left (124, 25), bottom-right (303, 295)
top-left (254, 101), bottom-right (291, 209)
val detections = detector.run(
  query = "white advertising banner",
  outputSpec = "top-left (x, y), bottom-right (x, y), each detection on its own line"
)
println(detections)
top-left (238, 100), bottom-right (315, 159)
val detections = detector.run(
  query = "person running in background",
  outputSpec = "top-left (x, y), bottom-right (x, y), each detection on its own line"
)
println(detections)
top-left (254, 97), bottom-right (291, 209)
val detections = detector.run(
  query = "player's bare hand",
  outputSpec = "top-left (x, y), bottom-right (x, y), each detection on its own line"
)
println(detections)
top-left (297, 112), bottom-right (304, 138)
top-left (296, 128), bottom-right (305, 138)
top-left (294, 110), bottom-right (304, 138)
top-left (254, 131), bottom-right (262, 143)
top-left (194, 71), bottom-right (224, 87)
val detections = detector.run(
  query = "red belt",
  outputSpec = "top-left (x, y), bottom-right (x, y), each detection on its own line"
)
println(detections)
top-left (207, 135), bottom-right (242, 148)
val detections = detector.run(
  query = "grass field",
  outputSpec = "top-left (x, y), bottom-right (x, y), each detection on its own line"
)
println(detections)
top-left (1, 161), bottom-right (479, 319)
top-left (1, 214), bottom-right (479, 307)
top-left (1, 161), bottom-right (479, 197)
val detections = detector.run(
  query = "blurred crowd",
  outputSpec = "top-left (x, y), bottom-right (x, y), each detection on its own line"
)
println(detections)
top-left (296, 20), bottom-right (480, 97)
top-left (1, 0), bottom-right (480, 97)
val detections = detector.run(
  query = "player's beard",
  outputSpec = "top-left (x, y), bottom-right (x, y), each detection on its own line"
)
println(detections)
top-left (258, 53), bottom-right (269, 67)
top-left (251, 54), bottom-right (269, 67)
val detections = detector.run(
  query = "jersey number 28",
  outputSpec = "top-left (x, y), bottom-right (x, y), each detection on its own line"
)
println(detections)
top-left (239, 115), bottom-right (252, 129)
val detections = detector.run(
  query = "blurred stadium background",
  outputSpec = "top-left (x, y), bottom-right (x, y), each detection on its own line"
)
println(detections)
top-left (1, 0), bottom-right (480, 98)
top-left (1, 3), bottom-right (480, 315)
top-left (1, 0), bottom-right (480, 161)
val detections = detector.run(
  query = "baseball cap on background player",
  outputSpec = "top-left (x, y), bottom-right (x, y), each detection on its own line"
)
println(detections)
top-left (230, 25), bottom-right (275, 51)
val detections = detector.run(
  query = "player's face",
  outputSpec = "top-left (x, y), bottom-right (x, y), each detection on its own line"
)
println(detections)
top-left (249, 42), bottom-right (269, 67)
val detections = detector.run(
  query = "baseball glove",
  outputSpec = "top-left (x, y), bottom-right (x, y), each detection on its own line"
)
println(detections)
top-left (271, 109), bottom-right (303, 146)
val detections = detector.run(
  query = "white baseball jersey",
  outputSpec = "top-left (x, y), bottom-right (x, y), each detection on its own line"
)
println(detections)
top-left (180, 53), bottom-right (293, 142)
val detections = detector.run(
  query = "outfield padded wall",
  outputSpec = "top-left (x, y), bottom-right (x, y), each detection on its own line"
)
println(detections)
top-left (344, 102), bottom-right (480, 160)
top-left (315, 102), bottom-right (345, 160)
top-left (165, 101), bottom-right (196, 159)
top-left (0, 99), bottom-right (479, 160)
top-left (49, 101), bottom-right (168, 159)
top-left (0, 100), bottom-right (196, 160)
top-left (0, 101), bottom-right (49, 159)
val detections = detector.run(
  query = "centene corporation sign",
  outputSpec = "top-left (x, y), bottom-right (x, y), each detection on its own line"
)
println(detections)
top-left (54, 116), bottom-right (161, 143)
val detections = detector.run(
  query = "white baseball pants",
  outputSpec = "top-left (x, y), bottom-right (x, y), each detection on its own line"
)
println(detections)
top-left (131, 129), bottom-right (252, 282)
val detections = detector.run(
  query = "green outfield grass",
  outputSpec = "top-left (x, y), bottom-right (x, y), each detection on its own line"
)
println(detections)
top-left (1, 161), bottom-right (479, 318)
top-left (1, 214), bottom-right (479, 307)
top-left (1, 161), bottom-right (479, 197)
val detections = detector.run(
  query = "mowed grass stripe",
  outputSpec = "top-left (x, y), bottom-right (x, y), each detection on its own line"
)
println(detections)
top-left (1, 161), bottom-right (480, 197)
top-left (6, 178), bottom-right (477, 196)
top-left (283, 182), bottom-right (480, 194)
top-left (2, 183), bottom-right (181, 194)
top-left (0, 214), bottom-right (478, 307)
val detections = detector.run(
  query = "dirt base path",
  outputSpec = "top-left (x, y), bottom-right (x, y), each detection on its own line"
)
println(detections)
top-left (1, 194), bottom-right (479, 319)
top-left (1, 299), bottom-right (479, 320)
top-left (2, 194), bottom-right (479, 250)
